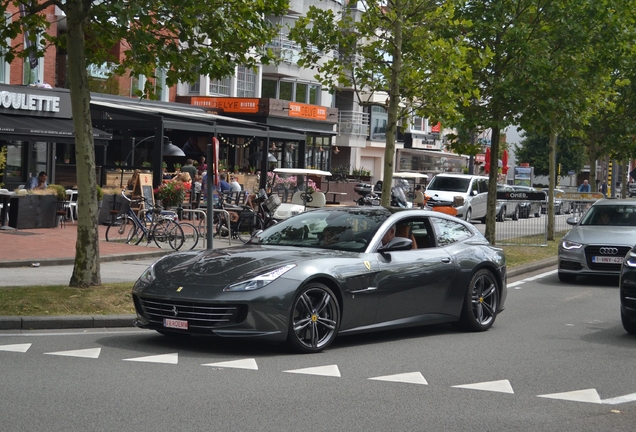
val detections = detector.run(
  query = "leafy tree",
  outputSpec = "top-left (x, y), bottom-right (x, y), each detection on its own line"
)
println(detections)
top-left (0, 0), bottom-right (288, 286)
top-left (289, 0), bottom-right (479, 206)
top-left (514, 133), bottom-right (587, 178)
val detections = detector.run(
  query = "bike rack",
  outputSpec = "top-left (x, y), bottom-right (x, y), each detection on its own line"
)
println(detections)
top-left (180, 208), bottom-right (233, 247)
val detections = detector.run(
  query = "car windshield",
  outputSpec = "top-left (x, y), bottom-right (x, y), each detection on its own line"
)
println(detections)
top-left (255, 208), bottom-right (390, 251)
top-left (580, 205), bottom-right (636, 226)
top-left (427, 176), bottom-right (470, 192)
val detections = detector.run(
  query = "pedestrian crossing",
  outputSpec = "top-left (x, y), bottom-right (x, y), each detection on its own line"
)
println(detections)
top-left (3, 342), bottom-right (636, 405)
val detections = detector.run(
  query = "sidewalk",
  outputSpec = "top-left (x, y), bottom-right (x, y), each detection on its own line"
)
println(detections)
top-left (0, 221), bottom-right (234, 268)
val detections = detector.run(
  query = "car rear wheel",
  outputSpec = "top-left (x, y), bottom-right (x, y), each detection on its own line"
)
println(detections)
top-left (621, 311), bottom-right (636, 334)
top-left (512, 206), bottom-right (519, 221)
top-left (288, 283), bottom-right (340, 353)
top-left (458, 269), bottom-right (499, 332)
top-left (558, 272), bottom-right (577, 283)
top-left (497, 206), bottom-right (506, 222)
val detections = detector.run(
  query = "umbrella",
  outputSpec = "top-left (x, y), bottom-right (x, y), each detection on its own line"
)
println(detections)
top-left (502, 150), bottom-right (509, 174)
top-left (484, 148), bottom-right (491, 173)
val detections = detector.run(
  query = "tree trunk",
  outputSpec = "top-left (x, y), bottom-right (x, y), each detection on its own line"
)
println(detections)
top-left (66, 0), bottom-right (101, 287)
top-left (547, 132), bottom-right (557, 241)
top-left (484, 126), bottom-right (500, 244)
top-left (381, 1), bottom-right (403, 208)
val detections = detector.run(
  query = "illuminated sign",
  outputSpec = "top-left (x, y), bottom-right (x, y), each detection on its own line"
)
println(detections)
top-left (190, 97), bottom-right (259, 113)
top-left (288, 102), bottom-right (327, 120)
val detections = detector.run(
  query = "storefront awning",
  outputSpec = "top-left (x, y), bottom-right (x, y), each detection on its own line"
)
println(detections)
top-left (0, 114), bottom-right (112, 143)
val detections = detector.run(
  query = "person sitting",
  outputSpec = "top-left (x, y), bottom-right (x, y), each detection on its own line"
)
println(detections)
top-left (26, 171), bottom-right (48, 190)
top-left (218, 173), bottom-right (231, 192)
top-left (171, 172), bottom-right (192, 190)
top-left (596, 210), bottom-right (613, 225)
top-left (229, 176), bottom-right (242, 192)
top-left (126, 169), bottom-right (140, 190)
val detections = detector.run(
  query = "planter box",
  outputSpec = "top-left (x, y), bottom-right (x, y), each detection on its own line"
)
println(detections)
top-left (8, 194), bottom-right (57, 229)
top-left (98, 194), bottom-right (130, 225)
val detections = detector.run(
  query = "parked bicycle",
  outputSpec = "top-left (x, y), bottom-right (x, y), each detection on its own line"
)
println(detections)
top-left (105, 190), bottom-right (199, 250)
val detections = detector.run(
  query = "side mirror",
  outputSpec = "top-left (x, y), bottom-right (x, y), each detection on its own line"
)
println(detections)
top-left (471, 190), bottom-right (478, 197)
top-left (378, 237), bottom-right (413, 252)
top-left (566, 217), bottom-right (578, 226)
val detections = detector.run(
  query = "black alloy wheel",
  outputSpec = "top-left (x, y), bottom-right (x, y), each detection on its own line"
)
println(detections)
top-left (288, 283), bottom-right (340, 353)
top-left (458, 269), bottom-right (499, 331)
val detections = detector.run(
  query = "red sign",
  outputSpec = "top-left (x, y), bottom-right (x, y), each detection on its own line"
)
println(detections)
top-left (191, 97), bottom-right (259, 113)
top-left (430, 122), bottom-right (441, 133)
top-left (213, 137), bottom-right (220, 187)
top-left (288, 102), bottom-right (327, 120)
top-left (475, 153), bottom-right (485, 163)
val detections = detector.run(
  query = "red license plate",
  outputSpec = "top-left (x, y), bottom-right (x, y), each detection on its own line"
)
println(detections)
top-left (164, 318), bottom-right (188, 330)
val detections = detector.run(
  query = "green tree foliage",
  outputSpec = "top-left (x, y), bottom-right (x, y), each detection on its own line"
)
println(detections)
top-left (514, 133), bottom-right (586, 178)
top-left (289, 0), bottom-right (479, 206)
top-left (0, 0), bottom-right (288, 286)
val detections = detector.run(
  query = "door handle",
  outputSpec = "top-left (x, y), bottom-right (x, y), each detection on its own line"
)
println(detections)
top-left (441, 257), bottom-right (451, 263)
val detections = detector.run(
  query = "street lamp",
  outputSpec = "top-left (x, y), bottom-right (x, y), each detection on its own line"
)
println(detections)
top-left (120, 135), bottom-right (185, 187)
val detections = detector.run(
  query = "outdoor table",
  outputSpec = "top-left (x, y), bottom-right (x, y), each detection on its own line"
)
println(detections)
top-left (327, 192), bottom-right (347, 204)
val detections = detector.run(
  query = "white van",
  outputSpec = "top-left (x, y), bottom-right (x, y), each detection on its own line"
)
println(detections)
top-left (425, 173), bottom-right (489, 222)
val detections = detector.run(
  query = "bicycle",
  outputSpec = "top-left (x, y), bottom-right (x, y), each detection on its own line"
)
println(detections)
top-left (105, 191), bottom-right (197, 250)
top-left (235, 190), bottom-right (279, 243)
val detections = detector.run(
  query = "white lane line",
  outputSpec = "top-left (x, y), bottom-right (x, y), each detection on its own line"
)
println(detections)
top-left (524, 269), bottom-right (558, 281)
top-left (202, 358), bottom-right (258, 370)
top-left (508, 281), bottom-right (524, 288)
top-left (123, 353), bottom-right (179, 364)
top-left (284, 364), bottom-right (341, 377)
top-left (0, 343), bottom-right (32, 352)
top-left (0, 329), bottom-right (148, 337)
top-left (537, 388), bottom-right (602, 404)
top-left (601, 392), bottom-right (636, 405)
top-left (45, 348), bottom-right (101, 359)
top-left (452, 379), bottom-right (514, 394)
top-left (368, 372), bottom-right (428, 385)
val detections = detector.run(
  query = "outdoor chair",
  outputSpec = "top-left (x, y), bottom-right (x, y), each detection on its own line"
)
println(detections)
top-left (65, 189), bottom-right (78, 222)
top-left (56, 200), bottom-right (70, 228)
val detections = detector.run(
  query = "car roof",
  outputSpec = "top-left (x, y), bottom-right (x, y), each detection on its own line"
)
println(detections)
top-left (432, 173), bottom-right (487, 179)
top-left (592, 198), bottom-right (636, 207)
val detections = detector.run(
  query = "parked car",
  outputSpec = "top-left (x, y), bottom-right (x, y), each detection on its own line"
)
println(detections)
top-left (509, 185), bottom-right (543, 218)
top-left (495, 184), bottom-right (520, 221)
top-left (558, 199), bottom-right (636, 283)
top-left (426, 173), bottom-right (489, 222)
top-left (132, 207), bottom-right (507, 353)
top-left (540, 188), bottom-right (572, 215)
top-left (619, 245), bottom-right (636, 334)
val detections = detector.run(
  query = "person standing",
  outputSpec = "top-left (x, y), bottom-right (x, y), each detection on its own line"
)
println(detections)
top-left (578, 179), bottom-right (591, 192)
top-left (26, 171), bottom-right (48, 190)
top-left (181, 158), bottom-right (198, 180)
top-left (600, 180), bottom-right (608, 197)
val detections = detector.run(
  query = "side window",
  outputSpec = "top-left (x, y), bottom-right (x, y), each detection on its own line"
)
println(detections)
top-left (430, 217), bottom-right (473, 247)
top-left (478, 179), bottom-right (489, 194)
top-left (471, 180), bottom-right (479, 194)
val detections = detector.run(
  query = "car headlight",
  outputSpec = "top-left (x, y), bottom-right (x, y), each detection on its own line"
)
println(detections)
top-left (561, 240), bottom-right (583, 250)
top-left (133, 264), bottom-right (156, 291)
top-left (625, 251), bottom-right (636, 268)
top-left (225, 264), bottom-right (297, 292)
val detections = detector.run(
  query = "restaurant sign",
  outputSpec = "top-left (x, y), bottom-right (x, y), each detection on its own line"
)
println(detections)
top-left (0, 84), bottom-right (71, 118)
top-left (190, 97), bottom-right (259, 113)
top-left (288, 102), bottom-right (327, 120)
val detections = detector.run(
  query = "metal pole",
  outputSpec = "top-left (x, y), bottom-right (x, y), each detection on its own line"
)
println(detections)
top-left (206, 143), bottom-right (213, 250)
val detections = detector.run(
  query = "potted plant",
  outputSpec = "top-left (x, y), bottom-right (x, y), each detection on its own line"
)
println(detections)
top-left (173, 163), bottom-right (182, 172)
top-left (154, 182), bottom-right (186, 209)
top-left (47, 184), bottom-right (67, 201)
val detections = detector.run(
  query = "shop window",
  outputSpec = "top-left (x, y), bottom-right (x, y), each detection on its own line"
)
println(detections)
top-left (1, 13), bottom-right (9, 83)
top-left (262, 79), bottom-right (277, 98)
top-left (189, 79), bottom-right (201, 94)
top-left (295, 83), bottom-right (307, 103)
top-left (237, 66), bottom-right (257, 97)
top-left (279, 81), bottom-right (293, 101)
top-left (209, 77), bottom-right (231, 96)
top-left (4, 142), bottom-right (24, 181)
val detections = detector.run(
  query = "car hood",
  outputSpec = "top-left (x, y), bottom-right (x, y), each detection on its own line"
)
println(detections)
top-left (146, 245), bottom-right (354, 288)
top-left (564, 226), bottom-right (636, 247)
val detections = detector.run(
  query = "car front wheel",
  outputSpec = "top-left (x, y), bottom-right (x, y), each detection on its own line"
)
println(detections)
top-left (458, 269), bottom-right (499, 331)
top-left (621, 311), bottom-right (636, 334)
top-left (288, 283), bottom-right (340, 353)
top-left (512, 206), bottom-right (519, 221)
top-left (465, 208), bottom-right (472, 222)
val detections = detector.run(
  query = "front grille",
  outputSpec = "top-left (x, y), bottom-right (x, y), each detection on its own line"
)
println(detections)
top-left (585, 245), bottom-right (630, 272)
top-left (135, 296), bottom-right (247, 329)
top-left (560, 260), bottom-right (582, 271)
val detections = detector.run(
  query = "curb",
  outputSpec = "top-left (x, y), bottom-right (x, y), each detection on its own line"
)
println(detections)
top-left (0, 259), bottom-right (558, 331)
top-left (0, 314), bottom-right (135, 330)
top-left (0, 251), bottom-right (172, 268)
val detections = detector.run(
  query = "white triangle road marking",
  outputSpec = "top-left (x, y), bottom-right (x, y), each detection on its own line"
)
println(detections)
top-left (453, 379), bottom-right (514, 394)
top-left (601, 392), bottom-right (636, 405)
top-left (202, 358), bottom-right (258, 370)
top-left (123, 353), bottom-right (179, 364)
top-left (45, 348), bottom-right (101, 359)
top-left (537, 388), bottom-right (601, 404)
top-left (369, 372), bottom-right (428, 385)
top-left (0, 343), bottom-right (32, 353)
top-left (284, 364), bottom-right (341, 377)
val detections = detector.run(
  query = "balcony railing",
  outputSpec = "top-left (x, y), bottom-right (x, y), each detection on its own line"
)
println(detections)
top-left (266, 34), bottom-right (321, 64)
top-left (338, 111), bottom-right (369, 136)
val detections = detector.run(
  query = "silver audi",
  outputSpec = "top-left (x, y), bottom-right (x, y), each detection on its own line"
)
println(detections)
top-left (558, 199), bottom-right (636, 282)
